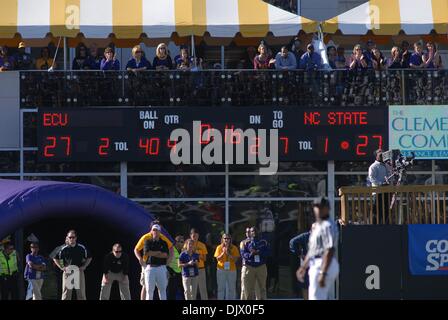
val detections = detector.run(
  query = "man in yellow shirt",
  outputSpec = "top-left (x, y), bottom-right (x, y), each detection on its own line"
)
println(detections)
top-left (134, 221), bottom-right (174, 300)
top-left (189, 228), bottom-right (208, 300)
top-left (214, 233), bottom-right (240, 300)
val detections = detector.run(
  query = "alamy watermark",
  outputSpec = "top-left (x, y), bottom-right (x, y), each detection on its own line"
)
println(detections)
top-left (64, 265), bottom-right (80, 290)
top-left (169, 121), bottom-right (279, 175)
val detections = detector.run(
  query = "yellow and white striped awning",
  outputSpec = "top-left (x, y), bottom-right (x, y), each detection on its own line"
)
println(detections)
top-left (0, 0), bottom-right (317, 39)
top-left (323, 0), bottom-right (448, 35)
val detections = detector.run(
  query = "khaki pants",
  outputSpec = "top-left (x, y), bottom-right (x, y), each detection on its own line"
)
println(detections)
top-left (182, 276), bottom-right (198, 300)
top-left (240, 267), bottom-right (262, 300)
top-left (62, 268), bottom-right (86, 300)
top-left (99, 272), bottom-right (131, 300)
top-left (241, 264), bottom-right (267, 300)
top-left (197, 268), bottom-right (208, 300)
top-left (30, 279), bottom-right (44, 300)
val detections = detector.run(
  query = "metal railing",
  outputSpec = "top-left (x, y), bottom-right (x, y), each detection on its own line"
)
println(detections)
top-left (339, 185), bottom-right (448, 225)
top-left (19, 69), bottom-right (448, 107)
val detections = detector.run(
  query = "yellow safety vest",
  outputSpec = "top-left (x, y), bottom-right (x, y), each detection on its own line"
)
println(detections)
top-left (0, 251), bottom-right (18, 276)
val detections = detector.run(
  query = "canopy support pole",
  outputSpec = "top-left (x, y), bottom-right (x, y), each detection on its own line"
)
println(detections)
top-left (63, 37), bottom-right (68, 71)
top-left (221, 45), bottom-right (225, 69)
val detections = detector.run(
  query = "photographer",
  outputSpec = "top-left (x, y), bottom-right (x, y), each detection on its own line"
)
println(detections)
top-left (368, 149), bottom-right (391, 223)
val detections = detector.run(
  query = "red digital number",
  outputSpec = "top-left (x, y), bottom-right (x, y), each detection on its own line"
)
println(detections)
top-left (324, 137), bottom-right (329, 154)
top-left (250, 137), bottom-right (260, 155)
top-left (44, 136), bottom-right (56, 157)
top-left (224, 125), bottom-right (241, 144)
top-left (98, 138), bottom-right (110, 156)
top-left (60, 136), bottom-right (71, 156)
top-left (372, 135), bottom-right (383, 150)
top-left (356, 135), bottom-right (369, 156)
top-left (167, 139), bottom-right (177, 153)
top-left (199, 123), bottom-right (212, 144)
top-left (139, 138), bottom-right (160, 155)
top-left (279, 137), bottom-right (289, 154)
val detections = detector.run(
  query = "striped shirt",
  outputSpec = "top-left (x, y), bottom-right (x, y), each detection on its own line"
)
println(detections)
top-left (307, 220), bottom-right (338, 259)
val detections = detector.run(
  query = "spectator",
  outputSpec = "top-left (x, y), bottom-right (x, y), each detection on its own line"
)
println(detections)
top-left (349, 44), bottom-right (368, 70)
top-left (89, 44), bottom-right (102, 70)
top-left (0, 47), bottom-right (14, 72)
top-left (167, 235), bottom-right (184, 300)
top-left (134, 220), bottom-right (174, 300)
top-left (253, 44), bottom-right (274, 69)
top-left (99, 243), bottom-right (131, 300)
top-left (179, 239), bottom-right (200, 300)
top-left (423, 42), bottom-right (443, 69)
top-left (242, 46), bottom-right (257, 69)
top-left (186, 228), bottom-right (208, 300)
top-left (387, 46), bottom-right (402, 69)
top-left (362, 39), bottom-right (376, 68)
top-left (289, 232), bottom-right (310, 300)
top-left (0, 242), bottom-right (19, 300)
top-left (299, 43), bottom-right (322, 71)
top-left (371, 48), bottom-right (386, 71)
top-left (191, 57), bottom-right (204, 71)
top-left (126, 45), bottom-right (151, 71)
top-left (52, 230), bottom-right (92, 300)
top-left (290, 36), bottom-right (304, 68)
top-left (153, 43), bottom-right (173, 70)
top-left (175, 48), bottom-right (192, 71)
top-left (24, 242), bottom-right (46, 300)
top-left (35, 47), bottom-right (56, 70)
top-left (72, 44), bottom-right (92, 70)
top-left (410, 42), bottom-right (425, 69)
top-left (274, 46), bottom-right (297, 70)
top-left (143, 224), bottom-right (169, 300)
top-left (240, 226), bottom-right (269, 300)
top-left (14, 42), bottom-right (33, 70)
top-left (400, 40), bottom-right (411, 68)
top-left (335, 47), bottom-right (347, 69)
top-left (100, 47), bottom-right (120, 71)
top-left (214, 233), bottom-right (240, 300)
top-left (327, 46), bottom-right (337, 69)
top-left (239, 227), bottom-right (261, 300)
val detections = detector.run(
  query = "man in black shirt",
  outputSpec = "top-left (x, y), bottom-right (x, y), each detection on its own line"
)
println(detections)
top-left (53, 230), bottom-right (92, 300)
top-left (143, 224), bottom-right (169, 300)
top-left (99, 243), bottom-right (131, 300)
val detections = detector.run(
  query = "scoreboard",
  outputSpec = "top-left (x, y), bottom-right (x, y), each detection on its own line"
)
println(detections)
top-left (37, 106), bottom-right (388, 162)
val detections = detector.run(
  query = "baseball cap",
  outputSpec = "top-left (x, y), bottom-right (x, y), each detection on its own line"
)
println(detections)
top-left (151, 224), bottom-right (161, 231)
top-left (18, 42), bottom-right (26, 49)
top-left (313, 196), bottom-right (330, 208)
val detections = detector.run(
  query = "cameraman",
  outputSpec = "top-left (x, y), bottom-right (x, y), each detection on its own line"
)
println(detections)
top-left (368, 149), bottom-right (391, 223)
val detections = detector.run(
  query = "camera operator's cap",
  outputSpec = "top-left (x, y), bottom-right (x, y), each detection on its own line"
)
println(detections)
top-left (151, 224), bottom-right (161, 231)
top-left (313, 196), bottom-right (330, 208)
top-left (18, 42), bottom-right (26, 48)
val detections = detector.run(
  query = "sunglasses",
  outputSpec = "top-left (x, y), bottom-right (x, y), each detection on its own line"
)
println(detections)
top-left (30, 246), bottom-right (38, 249)
top-left (223, 238), bottom-right (231, 240)
top-left (68, 236), bottom-right (76, 239)
top-left (114, 250), bottom-right (122, 253)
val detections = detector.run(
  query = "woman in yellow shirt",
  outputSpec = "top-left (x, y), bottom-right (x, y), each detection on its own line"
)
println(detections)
top-left (214, 233), bottom-right (240, 300)
top-left (35, 47), bottom-right (55, 70)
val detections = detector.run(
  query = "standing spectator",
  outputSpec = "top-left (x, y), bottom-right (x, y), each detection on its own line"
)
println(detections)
top-left (187, 228), bottom-right (208, 300)
top-left (143, 224), bottom-right (169, 300)
top-left (0, 242), bottom-right (19, 300)
top-left (297, 197), bottom-right (339, 300)
top-left (253, 44), bottom-right (274, 70)
top-left (289, 231), bottom-right (310, 300)
top-left (24, 242), bottom-right (46, 300)
top-left (239, 227), bottom-right (261, 300)
top-left (400, 41), bottom-right (411, 68)
top-left (52, 230), bottom-right (92, 300)
top-left (126, 45), bottom-right (151, 71)
top-left (240, 226), bottom-right (269, 300)
top-left (0, 47), bottom-right (14, 72)
top-left (153, 43), bottom-right (173, 70)
top-left (423, 42), bottom-right (443, 69)
top-left (167, 235), bottom-right (184, 300)
top-left (14, 42), bottom-right (33, 70)
top-left (290, 36), bottom-right (304, 68)
top-left (175, 48), bottom-right (192, 71)
top-left (100, 47), bottom-right (120, 71)
top-left (214, 233), bottom-right (240, 300)
top-left (72, 44), bottom-right (92, 70)
top-left (362, 39), bottom-right (376, 68)
top-left (35, 47), bottom-right (56, 70)
top-left (274, 46), bottom-right (297, 70)
top-left (335, 47), bottom-right (347, 69)
top-left (327, 46), bottom-right (337, 69)
top-left (409, 42), bottom-right (425, 69)
top-left (179, 239), bottom-right (200, 300)
top-left (349, 44), bottom-right (368, 70)
top-left (299, 44), bottom-right (322, 71)
top-left (99, 243), bottom-right (131, 300)
top-left (387, 46), bottom-right (402, 69)
top-left (134, 220), bottom-right (174, 300)
top-left (371, 48), bottom-right (386, 71)
top-left (89, 44), bottom-right (102, 70)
